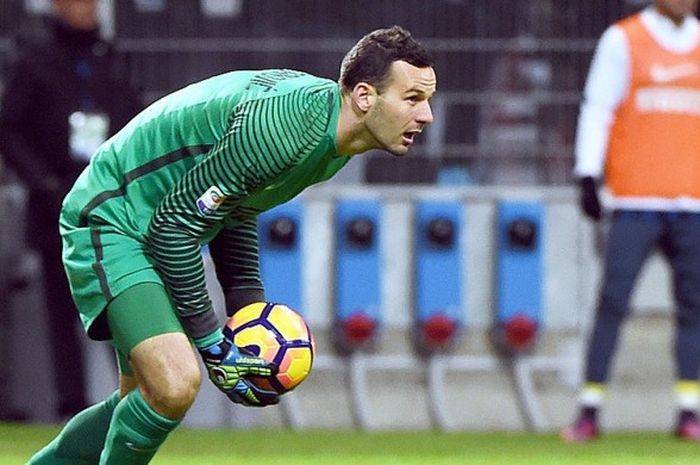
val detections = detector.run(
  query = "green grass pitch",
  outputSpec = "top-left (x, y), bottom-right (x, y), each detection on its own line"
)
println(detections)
top-left (2, 423), bottom-right (699, 465)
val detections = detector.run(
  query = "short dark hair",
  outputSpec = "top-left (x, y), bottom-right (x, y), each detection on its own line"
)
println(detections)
top-left (339, 25), bottom-right (434, 94)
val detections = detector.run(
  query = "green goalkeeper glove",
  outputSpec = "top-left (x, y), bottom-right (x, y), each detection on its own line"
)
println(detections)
top-left (199, 339), bottom-right (279, 407)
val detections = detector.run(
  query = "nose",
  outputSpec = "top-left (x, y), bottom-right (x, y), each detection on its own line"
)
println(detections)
top-left (418, 101), bottom-right (434, 125)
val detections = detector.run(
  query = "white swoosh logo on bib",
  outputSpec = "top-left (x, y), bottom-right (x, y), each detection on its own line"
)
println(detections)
top-left (650, 63), bottom-right (700, 83)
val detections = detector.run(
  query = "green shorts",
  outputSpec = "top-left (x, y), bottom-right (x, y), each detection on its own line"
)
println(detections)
top-left (61, 220), bottom-right (164, 341)
top-left (107, 282), bottom-right (185, 376)
top-left (61, 221), bottom-right (185, 375)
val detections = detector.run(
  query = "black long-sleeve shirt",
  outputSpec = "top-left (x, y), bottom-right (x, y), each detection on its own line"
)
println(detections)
top-left (0, 17), bottom-right (140, 243)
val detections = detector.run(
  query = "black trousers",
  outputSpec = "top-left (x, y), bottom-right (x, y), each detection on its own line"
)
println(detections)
top-left (31, 194), bottom-right (87, 418)
top-left (585, 210), bottom-right (700, 383)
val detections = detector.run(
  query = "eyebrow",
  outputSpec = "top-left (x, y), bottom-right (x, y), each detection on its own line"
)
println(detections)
top-left (405, 87), bottom-right (436, 98)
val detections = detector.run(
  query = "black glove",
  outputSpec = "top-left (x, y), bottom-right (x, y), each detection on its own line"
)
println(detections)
top-left (578, 176), bottom-right (602, 222)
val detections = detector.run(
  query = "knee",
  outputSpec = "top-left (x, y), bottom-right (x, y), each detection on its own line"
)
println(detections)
top-left (129, 332), bottom-right (203, 418)
top-left (597, 290), bottom-right (630, 320)
top-left (677, 310), bottom-right (700, 328)
top-left (146, 362), bottom-right (201, 418)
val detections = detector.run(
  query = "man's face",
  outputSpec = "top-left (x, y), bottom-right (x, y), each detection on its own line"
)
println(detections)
top-left (53, 0), bottom-right (99, 31)
top-left (364, 61), bottom-right (437, 156)
top-left (655, 0), bottom-right (698, 23)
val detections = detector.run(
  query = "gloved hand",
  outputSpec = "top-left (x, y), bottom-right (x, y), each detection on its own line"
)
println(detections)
top-left (199, 339), bottom-right (280, 407)
top-left (578, 176), bottom-right (602, 221)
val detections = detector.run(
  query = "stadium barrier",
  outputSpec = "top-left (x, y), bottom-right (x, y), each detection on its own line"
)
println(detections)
top-left (256, 200), bottom-right (305, 427)
top-left (332, 199), bottom-right (383, 354)
top-left (491, 200), bottom-right (544, 354)
top-left (258, 199), bottom-right (304, 312)
top-left (275, 186), bottom-right (582, 431)
top-left (8, 184), bottom-right (644, 430)
top-left (413, 199), bottom-right (464, 355)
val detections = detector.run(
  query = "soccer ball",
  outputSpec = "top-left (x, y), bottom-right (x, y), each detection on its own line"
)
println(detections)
top-left (224, 302), bottom-right (314, 394)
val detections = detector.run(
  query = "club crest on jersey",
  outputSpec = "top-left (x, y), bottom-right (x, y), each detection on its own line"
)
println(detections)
top-left (196, 186), bottom-right (225, 216)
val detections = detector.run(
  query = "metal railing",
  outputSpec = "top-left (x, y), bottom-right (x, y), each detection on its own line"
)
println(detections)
top-left (1, 0), bottom-right (630, 186)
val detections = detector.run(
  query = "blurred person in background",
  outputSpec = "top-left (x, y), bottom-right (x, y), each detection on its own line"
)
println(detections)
top-left (563, 0), bottom-right (700, 442)
top-left (477, 0), bottom-right (571, 185)
top-left (0, 154), bottom-right (28, 422)
top-left (0, 0), bottom-right (141, 420)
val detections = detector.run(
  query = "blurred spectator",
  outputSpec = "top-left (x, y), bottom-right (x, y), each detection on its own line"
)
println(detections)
top-left (0, 168), bottom-right (28, 422)
top-left (477, 34), bottom-right (553, 184)
top-left (0, 0), bottom-right (141, 420)
top-left (477, 0), bottom-right (570, 185)
top-left (562, 0), bottom-right (700, 442)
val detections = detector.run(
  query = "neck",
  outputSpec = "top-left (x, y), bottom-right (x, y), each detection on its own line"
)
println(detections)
top-left (654, 5), bottom-right (689, 27)
top-left (335, 93), bottom-right (377, 156)
top-left (54, 17), bottom-right (100, 45)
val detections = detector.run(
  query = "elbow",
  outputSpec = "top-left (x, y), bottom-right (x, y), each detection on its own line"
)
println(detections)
top-left (146, 215), bottom-right (201, 252)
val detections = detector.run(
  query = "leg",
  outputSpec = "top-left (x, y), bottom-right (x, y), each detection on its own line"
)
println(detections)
top-left (99, 283), bottom-right (200, 465)
top-left (26, 344), bottom-right (142, 465)
top-left (662, 215), bottom-right (700, 440)
top-left (35, 206), bottom-right (88, 419)
top-left (27, 352), bottom-right (124, 465)
top-left (99, 333), bottom-right (200, 465)
top-left (663, 215), bottom-right (700, 383)
top-left (129, 333), bottom-right (201, 418)
top-left (0, 255), bottom-right (26, 421)
top-left (27, 391), bottom-right (121, 465)
top-left (42, 242), bottom-right (88, 418)
top-left (27, 282), bottom-right (193, 465)
top-left (563, 212), bottom-right (661, 442)
top-left (584, 212), bottom-right (661, 383)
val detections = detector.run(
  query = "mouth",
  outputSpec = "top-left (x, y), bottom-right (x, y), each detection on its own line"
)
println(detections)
top-left (401, 130), bottom-right (422, 145)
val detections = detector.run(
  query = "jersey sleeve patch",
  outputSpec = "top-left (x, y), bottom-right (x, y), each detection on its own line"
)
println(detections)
top-left (196, 185), bottom-right (226, 216)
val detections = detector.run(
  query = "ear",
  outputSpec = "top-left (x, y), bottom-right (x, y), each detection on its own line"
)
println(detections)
top-left (351, 82), bottom-right (377, 113)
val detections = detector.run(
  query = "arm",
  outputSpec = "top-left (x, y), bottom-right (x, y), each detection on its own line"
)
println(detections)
top-left (147, 89), bottom-right (331, 406)
top-left (146, 89), bottom-right (331, 348)
top-left (574, 25), bottom-right (629, 220)
top-left (208, 219), bottom-right (266, 317)
top-left (0, 52), bottom-right (61, 192)
top-left (574, 25), bottom-right (629, 179)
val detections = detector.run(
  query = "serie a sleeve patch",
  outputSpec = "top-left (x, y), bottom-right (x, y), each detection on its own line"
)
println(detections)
top-left (196, 185), bottom-right (226, 216)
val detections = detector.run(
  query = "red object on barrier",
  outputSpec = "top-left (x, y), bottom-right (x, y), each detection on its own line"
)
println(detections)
top-left (504, 313), bottom-right (538, 350)
top-left (341, 311), bottom-right (377, 346)
top-left (420, 313), bottom-right (457, 349)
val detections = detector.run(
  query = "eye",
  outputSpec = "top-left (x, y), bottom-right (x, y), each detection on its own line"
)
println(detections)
top-left (406, 95), bottom-right (419, 104)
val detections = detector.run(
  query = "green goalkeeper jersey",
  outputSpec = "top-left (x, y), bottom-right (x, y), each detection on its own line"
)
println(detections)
top-left (61, 69), bottom-right (349, 342)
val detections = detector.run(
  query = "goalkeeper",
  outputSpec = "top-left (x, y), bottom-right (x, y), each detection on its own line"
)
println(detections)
top-left (28, 25), bottom-right (436, 465)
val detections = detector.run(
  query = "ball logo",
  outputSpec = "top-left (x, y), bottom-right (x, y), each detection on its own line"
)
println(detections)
top-left (196, 186), bottom-right (225, 216)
